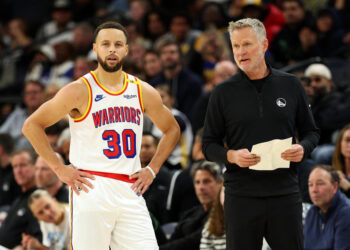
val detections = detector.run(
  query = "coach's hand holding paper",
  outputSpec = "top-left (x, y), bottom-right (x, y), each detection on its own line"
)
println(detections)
top-left (249, 137), bottom-right (292, 171)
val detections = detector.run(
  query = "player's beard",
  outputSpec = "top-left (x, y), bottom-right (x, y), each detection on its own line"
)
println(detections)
top-left (98, 55), bottom-right (124, 72)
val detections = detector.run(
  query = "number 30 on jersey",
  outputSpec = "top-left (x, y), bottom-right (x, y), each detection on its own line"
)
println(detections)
top-left (102, 129), bottom-right (136, 159)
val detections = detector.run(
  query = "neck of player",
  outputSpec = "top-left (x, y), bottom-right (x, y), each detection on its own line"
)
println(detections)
top-left (95, 68), bottom-right (124, 89)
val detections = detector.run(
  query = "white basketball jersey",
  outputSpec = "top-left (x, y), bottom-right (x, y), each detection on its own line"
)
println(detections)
top-left (68, 71), bottom-right (144, 175)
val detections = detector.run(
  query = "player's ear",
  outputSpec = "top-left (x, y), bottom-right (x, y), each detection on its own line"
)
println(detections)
top-left (93, 43), bottom-right (97, 54)
top-left (125, 44), bottom-right (129, 56)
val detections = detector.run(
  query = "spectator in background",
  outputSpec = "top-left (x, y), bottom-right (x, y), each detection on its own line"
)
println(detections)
top-left (128, 37), bottom-right (149, 72)
top-left (140, 132), bottom-right (172, 226)
top-left (143, 49), bottom-right (163, 81)
top-left (0, 133), bottom-right (21, 212)
top-left (44, 84), bottom-right (61, 102)
top-left (72, 22), bottom-right (94, 57)
top-left (157, 12), bottom-right (202, 74)
top-left (23, 189), bottom-right (70, 250)
top-left (191, 60), bottom-right (238, 135)
top-left (153, 84), bottom-right (193, 169)
top-left (143, 8), bottom-right (169, 42)
top-left (73, 56), bottom-right (94, 80)
top-left (27, 41), bottom-right (75, 87)
top-left (165, 128), bottom-right (205, 224)
top-left (35, 155), bottom-right (68, 203)
top-left (316, 83), bottom-right (350, 138)
top-left (304, 63), bottom-right (341, 145)
top-left (332, 124), bottom-right (350, 197)
top-left (36, 0), bottom-right (75, 42)
top-left (263, 1), bottom-right (285, 44)
top-left (6, 18), bottom-right (33, 52)
top-left (194, 27), bottom-right (231, 83)
top-left (128, 0), bottom-right (150, 28)
top-left (124, 20), bottom-right (144, 45)
top-left (315, 8), bottom-right (345, 57)
top-left (270, 0), bottom-right (317, 66)
top-left (46, 41), bottom-right (75, 87)
top-left (304, 165), bottom-right (350, 250)
top-left (0, 18), bottom-right (33, 94)
top-left (56, 127), bottom-right (70, 164)
top-left (45, 121), bottom-right (68, 153)
top-left (199, 185), bottom-right (225, 250)
top-left (150, 38), bottom-right (203, 119)
top-left (195, 2), bottom-right (228, 32)
top-left (160, 161), bottom-right (223, 250)
top-left (0, 149), bottom-right (41, 249)
top-left (25, 45), bottom-right (56, 85)
top-left (0, 102), bottom-right (13, 127)
top-left (0, 80), bottom-right (44, 149)
top-left (240, 0), bottom-right (264, 20)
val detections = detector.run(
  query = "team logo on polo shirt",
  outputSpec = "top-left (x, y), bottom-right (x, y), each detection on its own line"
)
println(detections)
top-left (276, 98), bottom-right (286, 107)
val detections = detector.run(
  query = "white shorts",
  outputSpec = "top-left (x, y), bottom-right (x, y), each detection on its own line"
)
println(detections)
top-left (69, 174), bottom-right (158, 250)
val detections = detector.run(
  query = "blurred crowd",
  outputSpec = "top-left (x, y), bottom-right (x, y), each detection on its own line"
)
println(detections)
top-left (1, 0), bottom-right (350, 249)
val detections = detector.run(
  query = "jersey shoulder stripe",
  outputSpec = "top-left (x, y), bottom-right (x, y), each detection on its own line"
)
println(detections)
top-left (126, 73), bottom-right (144, 112)
top-left (74, 76), bottom-right (92, 122)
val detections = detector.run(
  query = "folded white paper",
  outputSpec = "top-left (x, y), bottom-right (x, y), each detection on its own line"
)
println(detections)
top-left (249, 137), bottom-right (292, 171)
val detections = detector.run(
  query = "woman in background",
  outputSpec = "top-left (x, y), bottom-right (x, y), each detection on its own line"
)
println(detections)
top-left (200, 185), bottom-right (225, 250)
top-left (332, 124), bottom-right (350, 197)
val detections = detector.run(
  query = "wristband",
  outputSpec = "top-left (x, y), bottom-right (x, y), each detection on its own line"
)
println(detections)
top-left (146, 166), bottom-right (156, 178)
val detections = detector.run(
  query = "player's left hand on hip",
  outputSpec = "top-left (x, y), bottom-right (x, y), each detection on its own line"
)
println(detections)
top-left (281, 144), bottom-right (304, 162)
top-left (129, 168), bottom-right (154, 195)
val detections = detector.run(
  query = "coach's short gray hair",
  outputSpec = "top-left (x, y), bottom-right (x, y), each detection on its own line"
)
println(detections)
top-left (228, 18), bottom-right (266, 42)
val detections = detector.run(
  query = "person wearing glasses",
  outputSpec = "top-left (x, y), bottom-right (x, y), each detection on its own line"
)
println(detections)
top-left (304, 63), bottom-right (341, 145)
top-left (303, 63), bottom-right (342, 165)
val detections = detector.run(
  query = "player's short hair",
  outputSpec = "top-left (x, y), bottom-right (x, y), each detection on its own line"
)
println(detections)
top-left (191, 160), bottom-right (223, 183)
top-left (228, 18), bottom-right (266, 42)
top-left (93, 21), bottom-right (128, 44)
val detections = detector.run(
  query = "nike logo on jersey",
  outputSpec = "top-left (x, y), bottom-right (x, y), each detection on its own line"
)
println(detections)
top-left (123, 94), bottom-right (137, 99)
top-left (95, 94), bottom-right (106, 102)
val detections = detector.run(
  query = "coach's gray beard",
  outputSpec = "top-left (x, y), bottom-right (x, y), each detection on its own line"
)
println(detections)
top-left (98, 55), bottom-right (124, 72)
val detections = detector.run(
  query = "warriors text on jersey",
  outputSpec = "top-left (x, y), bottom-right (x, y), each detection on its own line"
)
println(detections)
top-left (68, 71), bottom-right (144, 175)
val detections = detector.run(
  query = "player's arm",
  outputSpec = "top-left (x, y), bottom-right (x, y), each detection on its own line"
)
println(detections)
top-left (22, 80), bottom-right (94, 194)
top-left (130, 81), bottom-right (180, 195)
top-left (142, 81), bottom-right (180, 173)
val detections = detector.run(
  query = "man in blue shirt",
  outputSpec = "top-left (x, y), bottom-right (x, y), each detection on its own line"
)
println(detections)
top-left (305, 165), bottom-right (350, 250)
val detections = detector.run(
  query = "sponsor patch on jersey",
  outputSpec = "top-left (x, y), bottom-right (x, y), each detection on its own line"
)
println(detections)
top-left (123, 94), bottom-right (137, 99)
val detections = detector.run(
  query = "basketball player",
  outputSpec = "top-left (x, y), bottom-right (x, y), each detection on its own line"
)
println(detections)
top-left (22, 21), bottom-right (180, 250)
